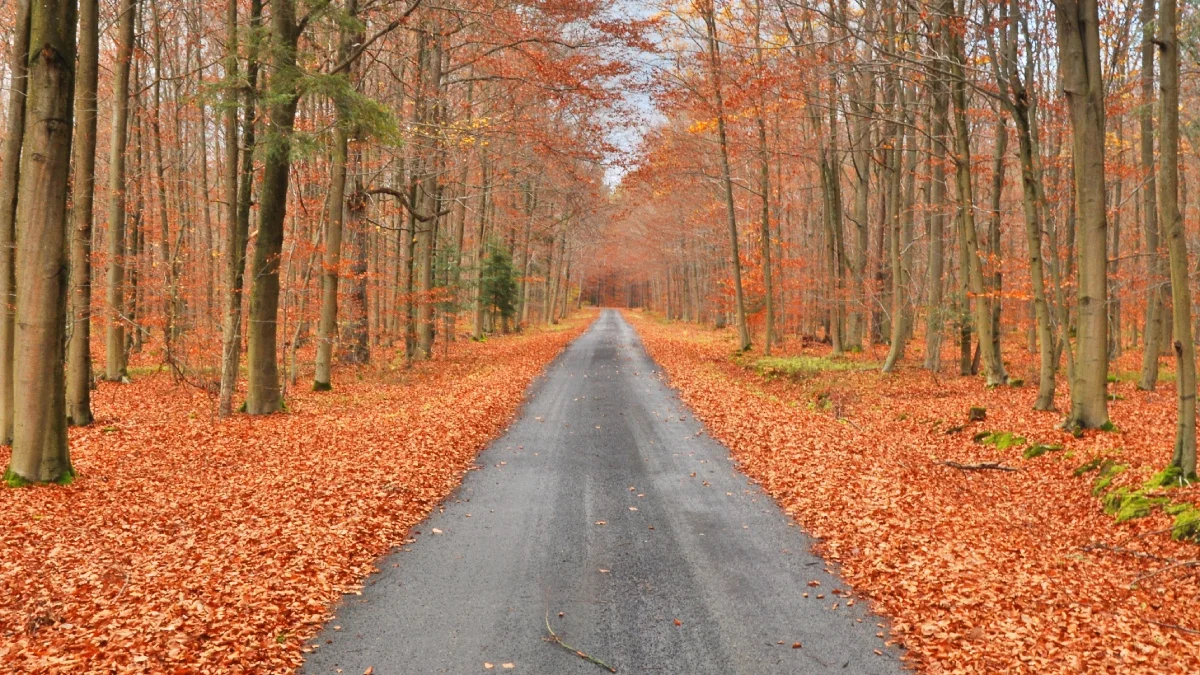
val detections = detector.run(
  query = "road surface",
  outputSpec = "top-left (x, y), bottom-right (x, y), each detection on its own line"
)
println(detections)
top-left (302, 309), bottom-right (902, 674)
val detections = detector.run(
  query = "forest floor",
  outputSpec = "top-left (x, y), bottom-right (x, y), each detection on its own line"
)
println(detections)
top-left (0, 312), bottom-right (592, 673)
top-left (628, 310), bottom-right (1200, 674)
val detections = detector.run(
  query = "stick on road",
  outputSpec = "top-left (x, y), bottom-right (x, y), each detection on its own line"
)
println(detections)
top-left (302, 310), bottom-right (902, 674)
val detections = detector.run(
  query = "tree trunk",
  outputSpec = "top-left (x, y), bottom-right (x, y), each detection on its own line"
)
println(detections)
top-left (472, 151), bottom-right (489, 338)
top-left (245, 0), bottom-right (301, 415)
top-left (997, 0), bottom-right (1057, 410)
top-left (103, 0), bottom-right (136, 384)
top-left (150, 1), bottom-right (177, 359)
top-left (518, 182), bottom-right (536, 327)
top-left (883, 82), bottom-right (916, 372)
top-left (0, 0), bottom-right (31, 444)
top-left (314, 124), bottom-right (348, 389)
top-left (945, 0), bottom-right (1005, 386)
top-left (1137, 0), bottom-right (1163, 391)
top-left (701, 0), bottom-right (749, 351)
top-left (313, 0), bottom-right (358, 390)
top-left (754, 0), bottom-right (773, 354)
top-left (66, 0), bottom-right (98, 426)
top-left (1158, 0), bottom-right (1197, 476)
top-left (5, 0), bottom-right (77, 485)
top-left (218, 0), bottom-right (260, 417)
top-left (1055, 0), bottom-right (1110, 428)
top-left (988, 116), bottom-right (1008, 369)
top-left (341, 180), bottom-right (370, 363)
top-left (924, 74), bottom-right (948, 372)
top-left (416, 34), bottom-right (442, 359)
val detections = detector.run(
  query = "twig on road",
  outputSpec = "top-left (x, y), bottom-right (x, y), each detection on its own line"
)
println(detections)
top-left (544, 612), bottom-right (618, 673)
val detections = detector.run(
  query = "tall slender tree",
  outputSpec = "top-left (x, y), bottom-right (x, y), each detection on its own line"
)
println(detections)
top-left (1054, 0), bottom-right (1110, 429)
top-left (1157, 0), bottom-right (1196, 477)
top-left (67, 0), bottom-right (99, 426)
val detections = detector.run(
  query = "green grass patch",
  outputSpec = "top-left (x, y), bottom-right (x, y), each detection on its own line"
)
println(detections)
top-left (748, 355), bottom-right (875, 380)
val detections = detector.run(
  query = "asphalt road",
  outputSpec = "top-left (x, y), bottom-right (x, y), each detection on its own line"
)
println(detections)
top-left (301, 309), bottom-right (903, 674)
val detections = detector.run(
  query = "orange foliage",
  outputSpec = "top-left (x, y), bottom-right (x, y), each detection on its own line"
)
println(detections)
top-left (0, 313), bottom-right (592, 673)
top-left (630, 311), bottom-right (1200, 673)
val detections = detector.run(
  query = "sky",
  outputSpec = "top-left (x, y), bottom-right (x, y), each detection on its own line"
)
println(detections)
top-left (596, 0), bottom-right (670, 186)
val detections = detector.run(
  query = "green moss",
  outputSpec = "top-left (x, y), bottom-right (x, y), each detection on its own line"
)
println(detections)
top-left (4, 466), bottom-right (75, 488)
top-left (1165, 503), bottom-right (1200, 542)
top-left (3, 468), bottom-right (30, 488)
top-left (1023, 443), bottom-right (1063, 460)
top-left (313, 380), bottom-right (332, 392)
top-left (55, 467), bottom-right (77, 486)
top-left (1008, 378), bottom-right (1024, 387)
top-left (1102, 488), bottom-right (1168, 522)
top-left (1073, 456), bottom-right (1106, 477)
top-left (976, 431), bottom-right (1026, 451)
top-left (972, 431), bottom-right (992, 443)
top-left (1146, 466), bottom-right (1187, 489)
top-left (1091, 461), bottom-right (1127, 496)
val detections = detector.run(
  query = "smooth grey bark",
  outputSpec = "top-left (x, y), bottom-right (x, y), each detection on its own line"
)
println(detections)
top-left (945, 0), bottom-right (1006, 386)
top-left (1157, 0), bottom-right (1197, 477)
top-left (1055, 0), bottom-right (1110, 428)
top-left (1137, 0), bottom-right (1163, 391)
top-left (6, 0), bottom-right (77, 484)
top-left (923, 74), bottom-right (949, 372)
top-left (218, 0), bottom-right (260, 417)
top-left (104, 0), bottom-right (135, 383)
top-left (701, 0), bottom-right (749, 351)
top-left (991, 0), bottom-right (1057, 410)
top-left (245, 0), bottom-right (301, 414)
top-left (67, 0), bottom-right (98, 426)
top-left (314, 0), bottom-right (359, 390)
top-left (0, 0), bottom-right (30, 445)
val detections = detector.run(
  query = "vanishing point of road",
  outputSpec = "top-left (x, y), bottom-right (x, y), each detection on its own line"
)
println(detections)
top-left (302, 309), bottom-right (903, 674)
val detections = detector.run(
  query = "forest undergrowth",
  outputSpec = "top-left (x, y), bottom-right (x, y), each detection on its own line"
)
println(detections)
top-left (629, 310), bottom-right (1200, 674)
top-left (0, 312), bottom-right (592, 673)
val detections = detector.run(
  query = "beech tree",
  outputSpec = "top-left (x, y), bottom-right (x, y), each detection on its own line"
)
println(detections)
top-left (5, 0), bottom-right (78, 484)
